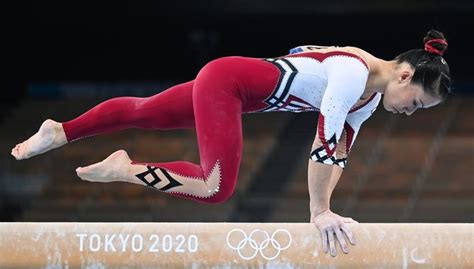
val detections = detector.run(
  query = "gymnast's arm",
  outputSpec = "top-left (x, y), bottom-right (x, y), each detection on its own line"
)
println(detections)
top-left (308, 151), bottom-right (345, 213)
top-left (308, 130), bottom-right (358, 258)
top-left (328, 165), bottom-right (343, 194)
top-left (309, 125), bottom-right (355, 215)
top-left (307, 56), bottom-right (369, 257)
top-left (288, 45), bottom-right (338, 54)
top-left (309, 105), bottom-right (379, 258)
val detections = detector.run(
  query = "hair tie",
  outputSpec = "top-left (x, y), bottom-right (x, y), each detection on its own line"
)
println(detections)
top-left (424, 39), bottom-right (448, 56)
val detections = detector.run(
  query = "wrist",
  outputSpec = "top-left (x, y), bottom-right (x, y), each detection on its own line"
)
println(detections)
top-left (310, 204), bottom-right (330, 217)
top-left (311, 208), bottom-right (330, 220)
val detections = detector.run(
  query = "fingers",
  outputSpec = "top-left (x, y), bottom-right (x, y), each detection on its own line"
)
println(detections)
top-left (320, 227), bottom-right (329, 254)
top-left (341, 224), bottom-right (357, 245)
top-left (313, 212), bottom-right (357, 257)
top-left (327, 229), bottom-right (336, 257)
top-left (334, 227), bottom-right (349, 254)
top-left (324, 225), bottom-right (355, 257)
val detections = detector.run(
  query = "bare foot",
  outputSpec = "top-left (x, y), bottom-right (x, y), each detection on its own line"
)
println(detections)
top-left (76, 150), bottom-right (133, 183)
top-left (11, 119), bottom-right (67, 160)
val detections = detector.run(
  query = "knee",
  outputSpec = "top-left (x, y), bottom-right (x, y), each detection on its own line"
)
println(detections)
top-left (203, 184), bottom-right (235, 204)
top-left (197, 57), bottom-right (236, 79)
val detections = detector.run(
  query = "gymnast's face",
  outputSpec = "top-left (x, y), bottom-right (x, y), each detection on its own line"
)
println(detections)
top-left (382, 65), bottom-right (442, 116)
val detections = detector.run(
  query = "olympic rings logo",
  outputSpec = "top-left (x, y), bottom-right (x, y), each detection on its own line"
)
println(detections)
top-left (226, 228), bottom-right (292, 260)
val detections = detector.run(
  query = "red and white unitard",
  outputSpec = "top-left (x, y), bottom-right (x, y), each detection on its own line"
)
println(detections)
top-left (62, 48), bottom-right (381, 204)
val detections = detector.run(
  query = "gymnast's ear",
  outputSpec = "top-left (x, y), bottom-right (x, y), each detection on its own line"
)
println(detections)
top-left (400, 71), bottom-right (413, 82)
top-left (398, 69), bottom-right (413, 84)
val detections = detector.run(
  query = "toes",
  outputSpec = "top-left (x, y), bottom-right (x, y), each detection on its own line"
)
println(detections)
top-left (11, 145), bottom-right (22, 160)
top-left (11, 150), bottom-right (18, 159)
top-left (76, 163), bottom-right (102, 182)
top-left (76, 166), bottom-right (89, 176)
top-left (76, 167), bottom-right (90, 181)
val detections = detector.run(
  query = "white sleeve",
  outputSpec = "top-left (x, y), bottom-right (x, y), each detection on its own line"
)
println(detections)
top-left (330, 94), bottom-right (381, 168)
top-left (310, 56), bottom-right (369, 166)
top-left (343, 94), bottom-right (381, 153)
top-left (289, 45), bottom-right (336, 54)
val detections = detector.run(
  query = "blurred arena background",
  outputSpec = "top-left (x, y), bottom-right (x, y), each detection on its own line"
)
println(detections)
top-left (1, 1), bottom-right (473, 223)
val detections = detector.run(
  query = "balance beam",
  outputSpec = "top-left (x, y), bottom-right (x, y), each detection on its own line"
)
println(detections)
top-left (0, 223), bottom-right (472, 268)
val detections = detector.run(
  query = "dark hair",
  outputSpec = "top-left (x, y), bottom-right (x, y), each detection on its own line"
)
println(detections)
top-left (394, 30), bottom-right (451, 100)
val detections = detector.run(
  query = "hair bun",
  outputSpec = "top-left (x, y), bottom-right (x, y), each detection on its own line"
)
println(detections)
top-left (423, 30), bottom-right (448, 56)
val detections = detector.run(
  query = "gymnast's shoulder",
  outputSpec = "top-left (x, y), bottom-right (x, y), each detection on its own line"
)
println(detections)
top-left (289, 45), bottom-right (379, 71)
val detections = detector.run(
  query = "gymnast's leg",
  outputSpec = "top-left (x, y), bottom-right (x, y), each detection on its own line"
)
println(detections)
top-left (77, 58), bottom-right (246, 204)
top-left (11, 81), bottom-right (195, 160)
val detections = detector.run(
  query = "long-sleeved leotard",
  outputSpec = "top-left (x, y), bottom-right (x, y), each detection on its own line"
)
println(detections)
top-left (62, 48), bottom-right (380, 204)
top-left (261, 49), bottom-right (381, 168)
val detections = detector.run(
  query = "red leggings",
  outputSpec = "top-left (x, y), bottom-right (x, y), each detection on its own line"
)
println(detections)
top-left (62, 56), bottom-right (280, 203)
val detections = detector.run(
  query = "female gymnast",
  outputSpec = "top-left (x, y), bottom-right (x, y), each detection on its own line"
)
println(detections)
top-left (11, 29), bottom-right (450, 257)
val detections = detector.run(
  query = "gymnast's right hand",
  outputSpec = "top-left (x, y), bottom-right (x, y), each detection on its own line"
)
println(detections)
top-left (311, 209), bottom-right (357, 257)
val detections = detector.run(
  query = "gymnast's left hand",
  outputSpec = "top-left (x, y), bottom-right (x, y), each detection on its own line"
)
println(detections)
top-left (311, 209), bottom-right (358, 257)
